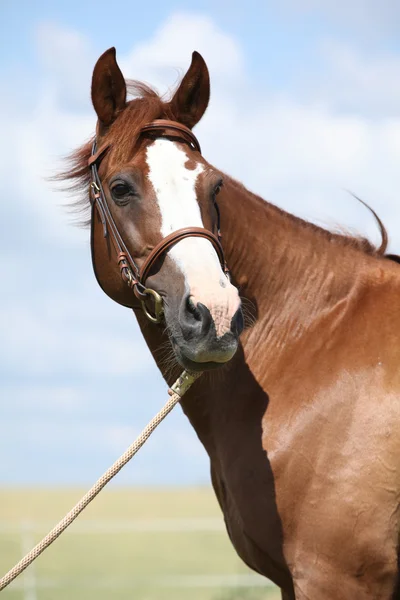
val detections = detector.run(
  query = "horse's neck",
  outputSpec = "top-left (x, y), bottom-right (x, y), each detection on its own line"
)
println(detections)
top-left (219, 178), bottom-right (368, 371)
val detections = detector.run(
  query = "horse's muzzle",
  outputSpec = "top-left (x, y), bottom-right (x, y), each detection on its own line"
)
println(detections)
top-left (170, 295), bottom-right (243, 371)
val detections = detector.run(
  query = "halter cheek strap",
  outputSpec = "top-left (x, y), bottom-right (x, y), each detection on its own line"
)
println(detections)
top-left (88, 119), bottom-right (229, 323)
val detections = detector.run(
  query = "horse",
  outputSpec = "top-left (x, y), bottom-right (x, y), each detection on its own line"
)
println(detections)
top-left (60, 47), bottom-right (400, 599)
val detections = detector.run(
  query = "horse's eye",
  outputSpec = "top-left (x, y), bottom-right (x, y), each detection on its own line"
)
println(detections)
top-left (111, 183), bottom-right (131, 199)
top-left (213, 181), bottom-right (223, 197)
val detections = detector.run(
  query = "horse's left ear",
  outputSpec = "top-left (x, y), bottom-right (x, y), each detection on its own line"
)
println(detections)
top-left (169, 51), bottom-right (210, 129)
top-left (91, 47), bottom-right (127, 133)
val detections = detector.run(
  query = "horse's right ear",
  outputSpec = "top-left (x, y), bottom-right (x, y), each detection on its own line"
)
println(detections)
top-left (91, 47), bottom-right (126, 133)
top-left (169, 51), bottom-right (210, 129)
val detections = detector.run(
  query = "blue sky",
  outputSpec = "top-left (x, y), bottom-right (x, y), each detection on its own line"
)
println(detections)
top-left (1, 1), bottom-right (400, 485)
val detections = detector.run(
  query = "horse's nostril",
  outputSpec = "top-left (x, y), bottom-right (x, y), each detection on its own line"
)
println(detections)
top-left (186, 296), bottom-right (202, 321)
top-left (197, 303), bottom-right (212, 336)
top-left (231, 308), bottom-right (244, 336)
top-left (182, 295), bottom-right (213, 338)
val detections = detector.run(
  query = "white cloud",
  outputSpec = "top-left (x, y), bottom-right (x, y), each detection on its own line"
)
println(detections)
top-left (296, 39), bottom-right (400, 117)
top-left (122, 12), bottom-right (244, 93)
top-left (0, 22), bottom-right (94, 247)
top-left (0, 90), bottom-right (93, 247)
top-left (35, 21), bottom-right (95, 110)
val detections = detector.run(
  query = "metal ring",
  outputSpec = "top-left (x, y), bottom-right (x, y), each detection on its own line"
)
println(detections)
top-left (124, 269), bottom-right (136, 288)
top-left (141, 288), bottom-right (164, 324)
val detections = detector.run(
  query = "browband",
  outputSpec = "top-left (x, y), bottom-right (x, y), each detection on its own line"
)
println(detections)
top-left (141, 119), bottom-right (201, 153)
top-left (88, 119), bottom-right (201, 167)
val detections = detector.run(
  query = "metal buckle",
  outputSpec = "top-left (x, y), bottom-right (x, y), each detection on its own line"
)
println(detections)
top-left (90, 181), bottom-right (101, 196)
top-left (141, 288), bottom-right (164, 324)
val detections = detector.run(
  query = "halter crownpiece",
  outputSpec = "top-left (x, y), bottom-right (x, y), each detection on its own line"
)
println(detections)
top-left (88, 119), bottom-right (229, 323)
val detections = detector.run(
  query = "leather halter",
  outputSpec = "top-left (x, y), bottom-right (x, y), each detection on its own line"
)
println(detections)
top-left (88, 119), bottom-right (229, 323)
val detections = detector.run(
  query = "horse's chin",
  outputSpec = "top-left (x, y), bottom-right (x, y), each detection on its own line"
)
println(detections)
top-left (171, 338), bottom-right (238, 373)
top-left (175, 353), bottom-right (228, 372)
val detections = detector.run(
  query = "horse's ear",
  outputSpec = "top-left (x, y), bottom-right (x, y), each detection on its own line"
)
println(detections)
top-left (169, 51), bottom-right (210, 129)
top-left (91, 47), bottom-right (126, 132)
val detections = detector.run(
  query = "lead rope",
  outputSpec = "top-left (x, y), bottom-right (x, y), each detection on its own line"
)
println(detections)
top-left (0, 370), bottom-right (201, 592)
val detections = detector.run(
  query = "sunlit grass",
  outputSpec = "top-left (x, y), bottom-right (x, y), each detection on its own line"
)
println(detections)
top-left (0, 488), bottom-right (280, 600)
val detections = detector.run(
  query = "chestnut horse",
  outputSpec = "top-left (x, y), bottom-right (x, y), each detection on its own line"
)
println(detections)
top-left (61, 48), bottom-right (400, 599)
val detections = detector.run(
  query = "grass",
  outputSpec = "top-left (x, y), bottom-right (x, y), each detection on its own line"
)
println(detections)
top-left (0, 488), bottom-right (280, 600)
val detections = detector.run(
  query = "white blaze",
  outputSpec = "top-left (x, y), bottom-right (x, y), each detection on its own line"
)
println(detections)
top-left (146, 139), bottom-right (240, 337)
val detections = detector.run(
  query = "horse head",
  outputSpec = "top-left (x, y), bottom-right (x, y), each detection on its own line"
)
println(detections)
top-left (88, 48), bottom-right (243, 371)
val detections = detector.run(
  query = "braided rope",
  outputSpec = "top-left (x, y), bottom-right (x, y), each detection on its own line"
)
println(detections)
top-left (0, 370), bottom-right (200, 592)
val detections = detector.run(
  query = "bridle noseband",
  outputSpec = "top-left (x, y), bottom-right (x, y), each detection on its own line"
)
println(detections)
top-left (88, 119), bottom-right (229, 324)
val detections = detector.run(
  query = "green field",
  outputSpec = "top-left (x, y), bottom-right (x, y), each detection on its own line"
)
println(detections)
top-left (0, 488), bottom-right (279, 600)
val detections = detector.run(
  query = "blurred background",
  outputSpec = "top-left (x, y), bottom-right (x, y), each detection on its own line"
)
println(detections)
top-left (1, 1), bottom-right (399, 598)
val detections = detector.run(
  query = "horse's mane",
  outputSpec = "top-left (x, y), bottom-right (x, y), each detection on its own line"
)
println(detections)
top-left (227, 177), bottom-right (396, 262)
top-left (57, 79), bottom-right (397, 263)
